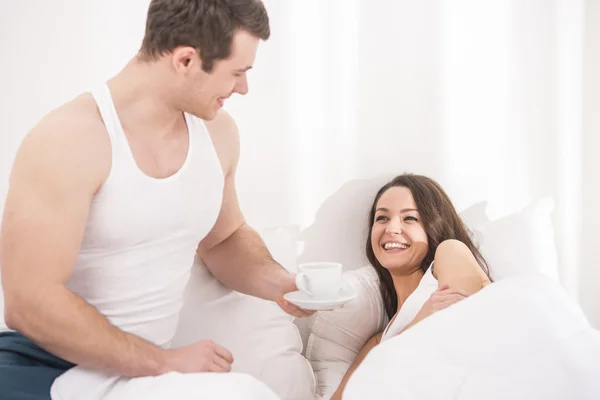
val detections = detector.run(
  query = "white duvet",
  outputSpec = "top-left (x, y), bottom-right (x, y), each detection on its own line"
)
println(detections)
top-left (344, 273), bottom-right (600, 400)
top-left (51, 368), bottom-right (279, 400)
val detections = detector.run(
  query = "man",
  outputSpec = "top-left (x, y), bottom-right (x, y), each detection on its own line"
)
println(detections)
top-left (0, 0), bottom-right (310, 398)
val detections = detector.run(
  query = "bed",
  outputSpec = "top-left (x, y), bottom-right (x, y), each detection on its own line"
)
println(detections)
top-left (3, 196), bottom-right (600, 399)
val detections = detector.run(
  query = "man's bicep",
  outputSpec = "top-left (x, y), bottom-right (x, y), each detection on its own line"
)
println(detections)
top-left (197, 111), bottom-right (244, 255)
top-left (197, 172), bottom-right (245, 255)
top-left (0, 130), bottom-right (98, 293)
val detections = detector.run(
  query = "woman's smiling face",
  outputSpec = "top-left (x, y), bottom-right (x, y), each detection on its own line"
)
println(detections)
top-left (370, 186), bottom-right (429, 274)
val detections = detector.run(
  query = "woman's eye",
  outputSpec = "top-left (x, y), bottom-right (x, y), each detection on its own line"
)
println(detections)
top-left (376, 215), bottom-right (388, 222)
top-left (404, 216), bottom-right (418, 222)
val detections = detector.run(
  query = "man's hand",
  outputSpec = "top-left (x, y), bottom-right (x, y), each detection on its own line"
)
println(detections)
top-left (275, 295), bottom-right (316, 318)
top-left (164, 340), bottom-right (234, 373)
top-left (273, 273), bottom-right (317, 318)
top-left (417, 284), bottom-right (469, 320)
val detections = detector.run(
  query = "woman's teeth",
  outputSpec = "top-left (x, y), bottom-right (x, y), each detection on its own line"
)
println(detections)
top-left (383, 242), bottom-right (409, 250)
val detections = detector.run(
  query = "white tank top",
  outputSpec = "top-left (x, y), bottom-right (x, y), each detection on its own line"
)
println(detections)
top-left (381, 262), bottom-right (438, 341)
top-left (66, 84), bottom-right (224, 348)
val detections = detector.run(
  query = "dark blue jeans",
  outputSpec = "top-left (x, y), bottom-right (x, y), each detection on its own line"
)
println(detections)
top-left (0, 331), bottom-right (75, 400)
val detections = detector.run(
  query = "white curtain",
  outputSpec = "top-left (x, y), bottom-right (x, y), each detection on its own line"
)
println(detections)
top-left (228, 0), bottom-right (598, 327)
top-left (0, 0), bottom-right (597, 327)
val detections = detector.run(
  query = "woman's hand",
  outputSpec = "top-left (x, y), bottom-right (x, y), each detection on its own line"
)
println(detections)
top-left (398, 284), bottom-right (471, 335)
top-left (417, 284), bottom-right (469, 320)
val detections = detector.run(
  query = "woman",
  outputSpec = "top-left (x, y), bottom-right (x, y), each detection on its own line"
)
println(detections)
top-left (332, 174), bottom-right (492, 399)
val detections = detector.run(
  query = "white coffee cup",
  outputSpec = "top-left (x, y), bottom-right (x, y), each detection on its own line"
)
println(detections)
top-left (295, 262), bottom-right (342, 299)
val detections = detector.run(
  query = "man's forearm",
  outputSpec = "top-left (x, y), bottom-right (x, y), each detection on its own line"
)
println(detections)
top-left (7, 285), bottom-right (168, 377)
top-left (200, 223), bottom-right (296, 301)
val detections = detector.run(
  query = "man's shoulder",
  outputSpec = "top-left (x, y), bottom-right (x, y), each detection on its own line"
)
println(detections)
top-left (16, 93), bottom-right (111, 185)
top-left (40, 93), bottom-right (106, 135)
top-left (202, 110), bottom-right (240, 175)
top-left (28, 93), bottom-right (110, 151)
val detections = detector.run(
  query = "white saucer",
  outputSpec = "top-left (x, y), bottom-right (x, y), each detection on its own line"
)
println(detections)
top-left (284, 286), bottom-right (357, 311)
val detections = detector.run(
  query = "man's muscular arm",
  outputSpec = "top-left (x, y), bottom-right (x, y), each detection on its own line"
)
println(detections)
top-left (1, 105), bottom-right (185, 377)
top-left (197, 111), bottom-right (306, 313)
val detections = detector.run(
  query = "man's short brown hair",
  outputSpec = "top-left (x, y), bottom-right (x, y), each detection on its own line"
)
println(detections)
top-left (140, 0), bottom-right (270, 72)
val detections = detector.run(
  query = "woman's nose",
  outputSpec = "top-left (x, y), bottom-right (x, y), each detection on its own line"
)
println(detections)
top-left (385, 217), bottom-right (402, 235)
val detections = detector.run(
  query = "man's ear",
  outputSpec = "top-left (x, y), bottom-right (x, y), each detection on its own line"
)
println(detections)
top-left (172, 46), bottom-right (199, 73)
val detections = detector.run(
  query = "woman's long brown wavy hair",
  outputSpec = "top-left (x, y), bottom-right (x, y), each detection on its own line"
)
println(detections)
top-left (366, 174), bottom-right (490, 320)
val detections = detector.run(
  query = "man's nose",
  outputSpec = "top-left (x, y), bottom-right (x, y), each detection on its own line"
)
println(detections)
top-left (235, 76), bottom-right (248, 95)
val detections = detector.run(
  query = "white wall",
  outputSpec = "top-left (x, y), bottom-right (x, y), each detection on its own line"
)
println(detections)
top-left (1, 1), bottom-right (598, 327)
top-left (0, 0), bottom-right (150, 207)
top-left (580, 0), bottom-right (600, 329)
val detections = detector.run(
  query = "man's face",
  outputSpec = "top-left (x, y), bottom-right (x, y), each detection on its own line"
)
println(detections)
top-left (172, 29), bottom-right (259, 120)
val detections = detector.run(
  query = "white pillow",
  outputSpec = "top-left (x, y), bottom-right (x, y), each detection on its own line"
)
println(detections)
top-left (459, 200), bottom-right (491, 231)
top-left (475, 197), bottom-right (559, 281)
top-left (171, 226), bottom-right (317, 400)
top-left (305, 266), bottom-right (386, 399)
